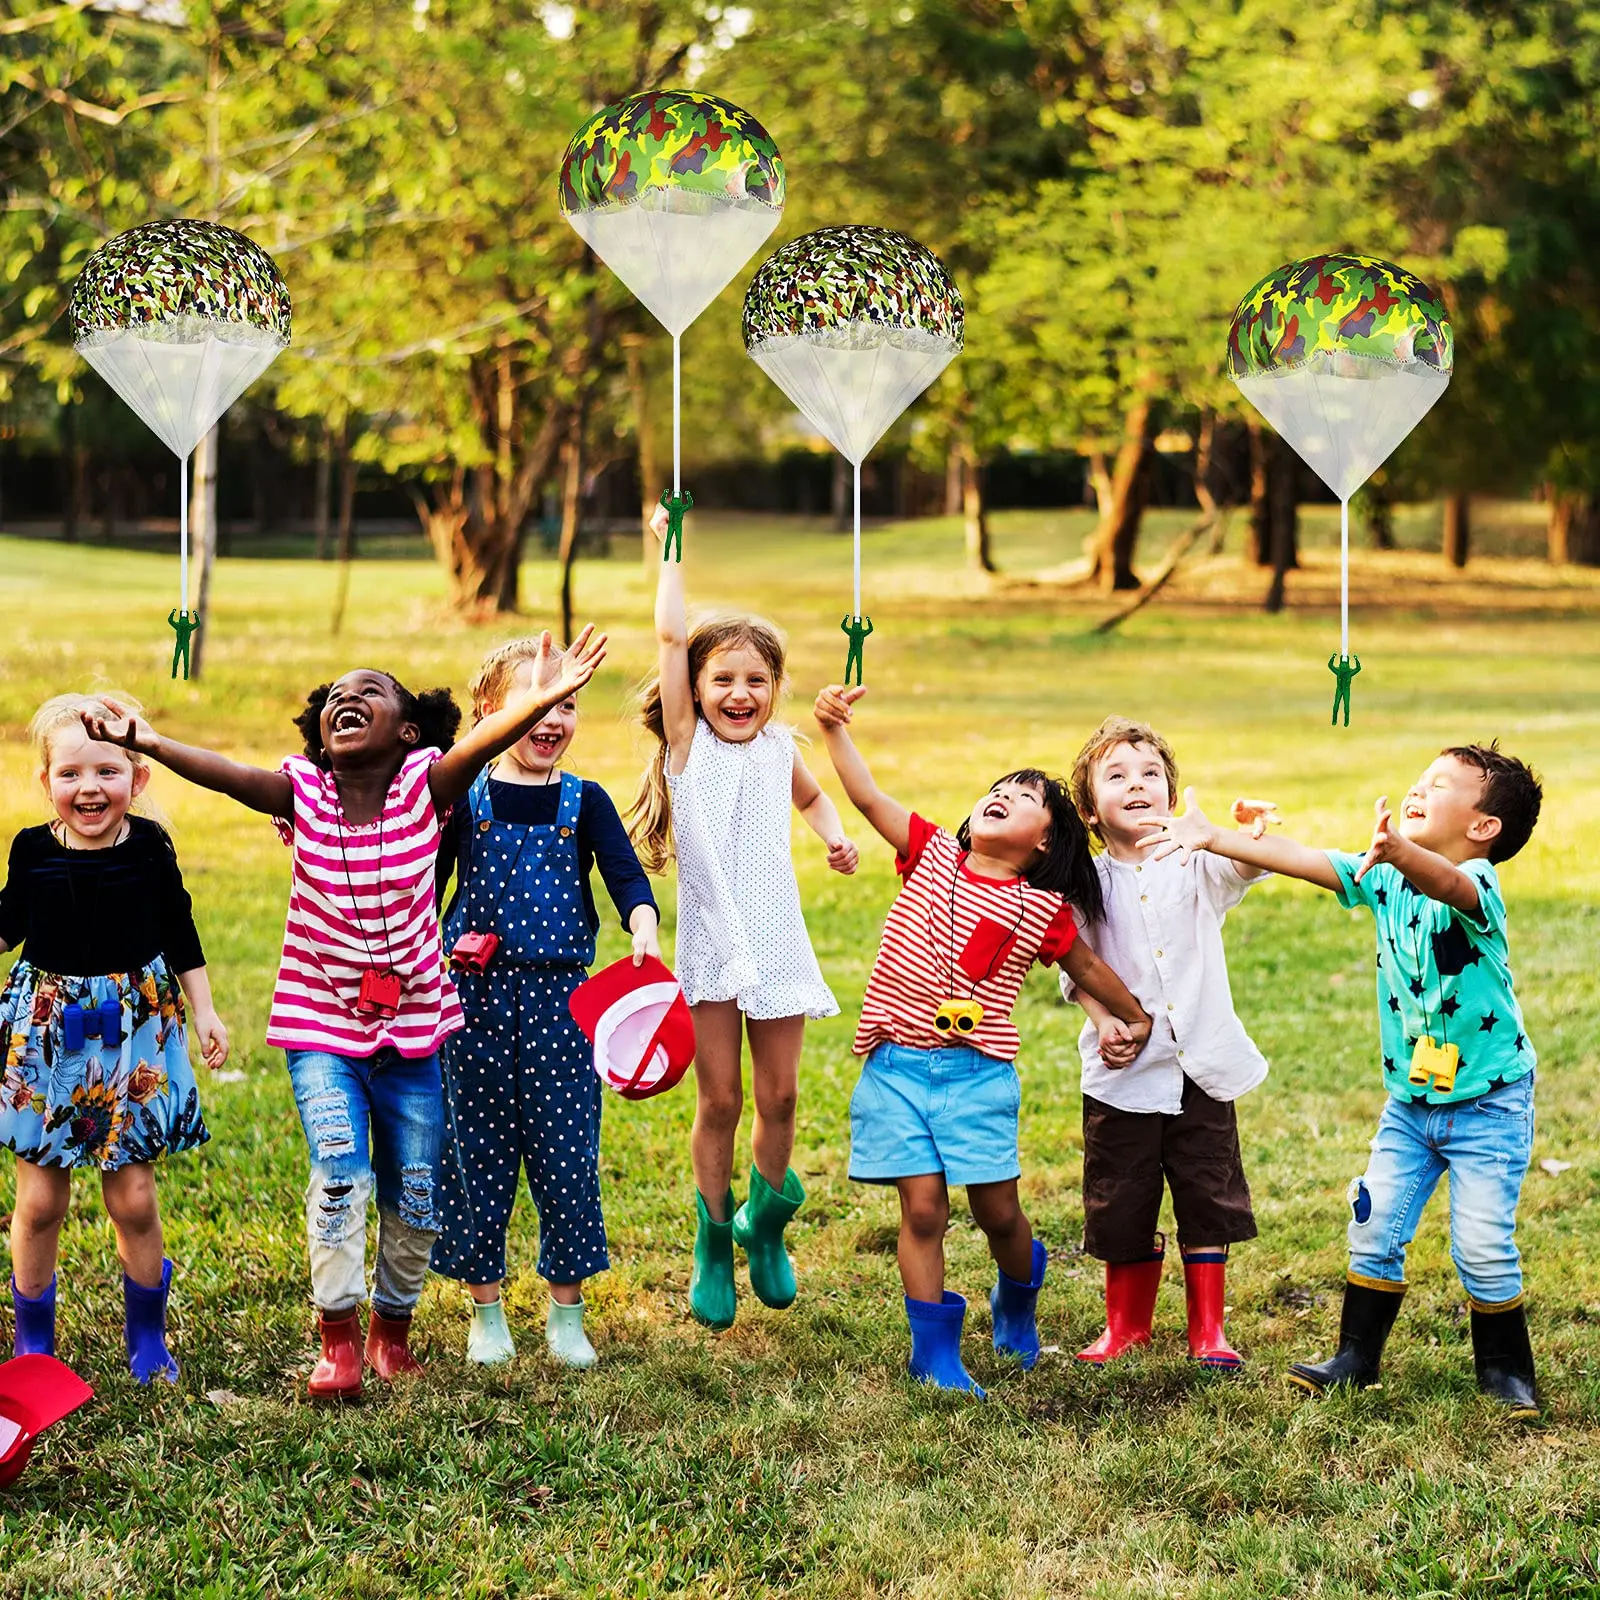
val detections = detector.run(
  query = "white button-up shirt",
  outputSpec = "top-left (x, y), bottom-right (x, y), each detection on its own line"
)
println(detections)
top-left (1061, 849), bottom-right (1268, 1113)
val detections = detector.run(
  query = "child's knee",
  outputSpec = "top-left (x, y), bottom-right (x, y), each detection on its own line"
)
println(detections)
top-left (901, 1195), bottom-right (949, 1242)
top-left (697, 1081), bottom-right (744, 1132)
top-left (102, 1168), bottom-right (160, 1232)
top-left (752, 1079), bottom-right (797, 1127)
top-left (15, 1176), bottom-right (71, 1231)
top-left (307, 1168), bottom-right (372, 1248)
top-left (973, 1192), bottom-right (1026, 1243)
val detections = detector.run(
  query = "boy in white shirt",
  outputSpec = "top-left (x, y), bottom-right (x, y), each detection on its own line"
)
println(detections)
top-left (1063, 718), bottom-right (1273, 1369)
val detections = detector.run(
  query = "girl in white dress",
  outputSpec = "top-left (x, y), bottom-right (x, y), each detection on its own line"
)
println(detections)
top-left (630, 504), bottom-right (857, 1329)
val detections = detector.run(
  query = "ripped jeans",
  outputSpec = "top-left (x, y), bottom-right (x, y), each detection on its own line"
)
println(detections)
top-left (1347, 1073), bottom-right (1535, 1308)
top-left (286, 1048), bottom-right (442, 1318)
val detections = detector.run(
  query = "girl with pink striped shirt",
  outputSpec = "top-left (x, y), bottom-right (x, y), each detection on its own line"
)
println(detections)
top-left (813, 683), bottom-right (1149, 1397)
top-left (83, 628), bottom-right (606, 1401)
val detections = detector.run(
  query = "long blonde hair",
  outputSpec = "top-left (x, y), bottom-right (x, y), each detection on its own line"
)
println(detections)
top-left (627, 615), bottom-right (787, 873)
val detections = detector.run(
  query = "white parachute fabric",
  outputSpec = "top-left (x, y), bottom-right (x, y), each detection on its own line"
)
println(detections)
top-left (746, 324), bottom-right (959, 465)
top-left (1234, 351), bottom-right (1450, 502)
top-left (567, 190), bottom-right (781, 337)
top-left (76, 317), bottom-right (288, 460)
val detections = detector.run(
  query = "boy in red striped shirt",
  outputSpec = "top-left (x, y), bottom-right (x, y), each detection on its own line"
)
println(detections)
top-left (814, 685), bottom-right (1150, 1396)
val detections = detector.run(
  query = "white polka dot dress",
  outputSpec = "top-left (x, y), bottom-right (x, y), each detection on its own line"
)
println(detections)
top-left (666, 718), bottom-right (837, 1021)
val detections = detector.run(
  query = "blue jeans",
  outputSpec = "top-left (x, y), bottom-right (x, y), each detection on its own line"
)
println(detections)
top-left (286, 1048), bottom-right (443, 1317)
top-left (1347, 1073), bottom-right (1534, 1308)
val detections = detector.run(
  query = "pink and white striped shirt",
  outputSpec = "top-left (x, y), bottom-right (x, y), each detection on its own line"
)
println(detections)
top-left (266, 750), bottom-right (464, 1059)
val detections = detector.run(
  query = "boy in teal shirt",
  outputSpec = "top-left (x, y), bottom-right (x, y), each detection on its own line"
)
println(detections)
top-left (1142, 743), bottom-right (1543, 1417)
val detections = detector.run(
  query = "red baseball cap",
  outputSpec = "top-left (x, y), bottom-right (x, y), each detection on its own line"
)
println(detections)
top-left (0, 1354), bottom-right (94, 1488)
top-left (569, 955), bottom-right (695, 1100)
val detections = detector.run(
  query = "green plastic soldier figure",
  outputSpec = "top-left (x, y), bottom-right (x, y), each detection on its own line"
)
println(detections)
top-left (1329, 652), bottom-right (1361, 728)
top-left (659, 488), bottom-right (692, 563)
top-left (841, 613), bottom-right (874, 687)
top-left (168, 608), bottom-right (200, 681)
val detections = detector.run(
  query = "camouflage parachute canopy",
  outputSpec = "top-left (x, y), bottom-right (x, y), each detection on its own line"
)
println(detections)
top-left (742, 225), bottom-right (964, 353)
top-left (69, 219), bottom-right (291, 346)
top-left (559, 90), bottom-right (784, 214)
top-left (1227, 253), bottom-right (1451, 380)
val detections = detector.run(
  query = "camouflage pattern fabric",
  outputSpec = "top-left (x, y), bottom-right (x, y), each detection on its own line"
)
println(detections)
top-left (742, 225), bottom-right (963, 350)
top-left (559, 91), bottom-right (784, 214)
top-left (1227, 254), bottom-right (1451, 378)
top-left (70, 220), bottom-right (291, 345)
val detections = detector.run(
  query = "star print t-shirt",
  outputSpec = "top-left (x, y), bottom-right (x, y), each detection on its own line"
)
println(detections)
top-left (1327, 852), bottom-right (1534, 1105)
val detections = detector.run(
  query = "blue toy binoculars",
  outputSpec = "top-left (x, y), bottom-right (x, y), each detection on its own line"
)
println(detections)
top-left (61, 999), bottom-right (123, 1052)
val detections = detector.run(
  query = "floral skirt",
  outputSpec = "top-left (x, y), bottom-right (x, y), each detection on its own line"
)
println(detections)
top-left (0, 958), bottom-right (209, 1171)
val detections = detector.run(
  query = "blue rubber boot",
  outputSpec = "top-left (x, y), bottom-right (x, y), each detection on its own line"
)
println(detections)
top-left (123, 1258), bottom-right (179, 1385)
top-left (905, 1292), bottom-right (985, 1399)
top-left (991, 1238), bottom-right (1048, 1369)
top-left (11, 1275), bottom-right (57, 1357)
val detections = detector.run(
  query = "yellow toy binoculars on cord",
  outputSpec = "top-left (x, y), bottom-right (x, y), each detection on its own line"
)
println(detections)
top-left (933, 999), bottom-right (984, 1037)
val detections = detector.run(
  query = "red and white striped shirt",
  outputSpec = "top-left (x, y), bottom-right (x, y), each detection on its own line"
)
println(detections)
top-left (853, 815), bottom-right (1077, 1062)
top-left (266, 750), bottom-right (464, 1059)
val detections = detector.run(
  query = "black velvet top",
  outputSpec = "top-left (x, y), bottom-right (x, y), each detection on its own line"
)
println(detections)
top-left (0, 818), bottom-right (206, 976)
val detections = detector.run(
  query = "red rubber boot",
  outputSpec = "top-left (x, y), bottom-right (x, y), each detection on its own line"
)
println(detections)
top-left (1077, 1245), bottom-right (1165, 1364)
top-left (1183, 1251), bottom-right (1243, 1370)
top-left (365, 1308), bottom-right (425, 1380)
top-left (307, 1309), bottom-right (363, 1403)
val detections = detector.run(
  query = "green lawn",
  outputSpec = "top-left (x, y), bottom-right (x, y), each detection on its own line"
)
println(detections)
top-left (2, 511), bottom-right (1598, 1599)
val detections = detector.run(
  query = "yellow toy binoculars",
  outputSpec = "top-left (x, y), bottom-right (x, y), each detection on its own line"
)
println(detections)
top-left (933, 999), bottom-right (984, 1037)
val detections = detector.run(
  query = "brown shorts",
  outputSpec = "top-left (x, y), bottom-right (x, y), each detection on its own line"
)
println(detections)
top-left (1081, 1076), bottom-right (1256, 1263)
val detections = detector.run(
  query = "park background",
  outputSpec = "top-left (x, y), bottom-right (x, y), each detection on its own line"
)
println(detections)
top-left (3, 4), bottom-right (1600, 1597)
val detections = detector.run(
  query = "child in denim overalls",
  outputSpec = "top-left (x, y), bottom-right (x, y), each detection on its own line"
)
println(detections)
top-left (434, 638), bottom-right (658, 1367)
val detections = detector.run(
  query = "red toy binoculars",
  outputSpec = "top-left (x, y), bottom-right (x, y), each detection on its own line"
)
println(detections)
top-left (449, 932), bottom-right (500, 975)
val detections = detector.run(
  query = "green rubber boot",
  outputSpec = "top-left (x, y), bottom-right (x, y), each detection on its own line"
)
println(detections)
top-left (690, 1189), bottom-right (737, 1329)
top-left (467, 1297), bottom-right (516, 1365)
top-left (546, 1299), bottom-right (597, 1370)
top-left (731, 1165), bottom-right (805, 1310)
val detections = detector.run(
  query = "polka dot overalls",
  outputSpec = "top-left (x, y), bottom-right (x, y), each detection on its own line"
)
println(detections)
top-left (431, 770), bottom-right (609, 1286)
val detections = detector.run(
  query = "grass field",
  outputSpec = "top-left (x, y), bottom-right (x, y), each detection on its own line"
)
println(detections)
top-left (2, 507), bottom-right (1599, 1599)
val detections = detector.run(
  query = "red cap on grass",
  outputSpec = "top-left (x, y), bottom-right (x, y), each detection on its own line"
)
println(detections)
top-left (0, 1354), bottom-right (94, 1488)
top-left (568, 955), bottom-right (695, 1100)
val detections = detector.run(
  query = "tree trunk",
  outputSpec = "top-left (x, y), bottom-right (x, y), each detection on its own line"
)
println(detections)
top-left (188, 425), bottom-right (219, 679)
top-left (330, 431), bottom-right (358, 635)
top-left (959, 437), bottom-right (995, 574)
top-left (61, 400), bottom-right (85, 543)
top-left (831, 454), bottom-right (851, 533)
top-left (558, 416), bottom-right (584, 646)
top-left (313, 423), bottom-right (333, 560)
top-left (1086, 397), bottom-right (1155, 592)
top-left (945, 446), bottom-right (963, 516)
top-left (1247, 420), bottom-right (1270, 566)
top-left (624, 334), bottom-right (657, 572)
top-left (1263, 439), bottom-right (1299, 613)
top-left (1442, 491), bottom-right (1470, 568)
top-left (1362, 477), bottom-right (1395, 550)
top-left (1548, 489), bottom-right (1600, 565)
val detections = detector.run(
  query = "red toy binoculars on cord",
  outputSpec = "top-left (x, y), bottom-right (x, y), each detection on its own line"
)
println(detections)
top-left (0, 1355), bottom-right (94, 1488)
top-left (449, 932), bottom-right (500, 975)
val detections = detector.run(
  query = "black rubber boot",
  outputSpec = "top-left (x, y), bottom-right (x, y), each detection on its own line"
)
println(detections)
top-left (1287, 1280), bottom-right (1404, 1394)
top-left (1470, 1302), bottom-right (1540, 1420)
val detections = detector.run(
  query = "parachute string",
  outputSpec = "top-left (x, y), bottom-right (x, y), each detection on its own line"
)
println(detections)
top-left (180, 452), bottom-right (189, 614)
top-left (1340, 495), bottom-right (1349, 658)
top-left (853, 460), bottom-right (862, 618)
top-left (672, 333), bottom-right (681, 498)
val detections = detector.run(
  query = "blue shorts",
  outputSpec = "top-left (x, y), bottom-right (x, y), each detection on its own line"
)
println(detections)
top-left (848, 1042), bottom-right (1021, 1188)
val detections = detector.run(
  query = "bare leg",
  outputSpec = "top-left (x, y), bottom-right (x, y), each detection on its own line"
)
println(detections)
top-left (548, 1279), bottom-right (583, 1306)
top-left (11, 1161), bottom-right (72, 1297)
top-left (967, 1178), bottom-right (1034, 1283)
top-left (101, 1163), bottom-right (165, 1287)
top-left (895, 1173), bottom-right (950, 1302)
top-left (690, 1000), bottom-right (744, 1221)
top-left (746, 1013), bottom-right (804, 1192)
top-left (469, 1282), bottom-right (501, 1305)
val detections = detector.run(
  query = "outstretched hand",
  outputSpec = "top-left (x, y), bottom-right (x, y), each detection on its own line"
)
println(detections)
top-left (1355, 796), bottom-right (1400, 882)
top-left (813, 683), bottom-right (866, 730)
top-left (81, 699), bottom-right (159, 754)
top-left (1136, 786), bottom-right (1215, 864)
top-left (649, 501), bottom-right (671, 543)
top-left (1231, 797), bottom-right (1283, 840)
top-left (549, 624), bottom-right (608, 699)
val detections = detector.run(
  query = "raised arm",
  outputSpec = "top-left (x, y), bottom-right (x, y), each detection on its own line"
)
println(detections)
top-left (1140, 788), bottom-right (1342, 892)
top-left (429, 628), bottom-right (607, 810)
top-left (83, 705), bottom-right (292, 816)
top-left (650, 500), bottom-right (697, 768)
top-left (1353, 797), bottom-right (1482, 916)
top-left (811, 685), bottom-right (910, 857)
